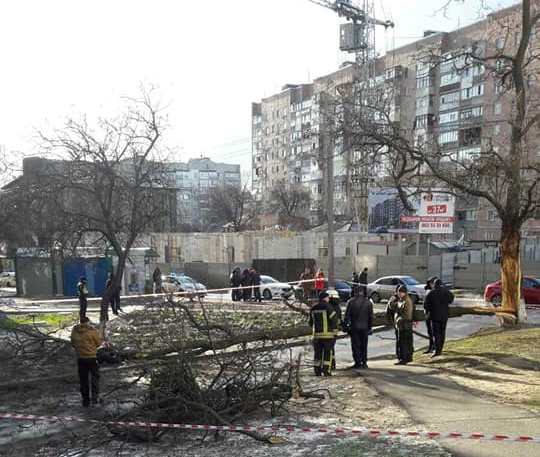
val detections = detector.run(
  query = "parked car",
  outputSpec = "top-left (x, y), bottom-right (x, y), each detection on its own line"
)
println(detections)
top-left (260, 275), bottom-right (293, 300)
top-left (292, 279), bottom-right (352, 302)
top-left (484, 276), bottom-right (540, 306)
top-left (367, 275), bottom-right (426, 304)
top-left (0, 272), bottom-right (16, 288)
top-left (163, 274), bottom-right (207, 298)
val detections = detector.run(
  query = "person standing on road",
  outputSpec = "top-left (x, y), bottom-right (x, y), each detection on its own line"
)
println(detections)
top-left (351, 271), bottom-right (360, 297)
top-left (230, 267), bottom-right (242, 301)
top-left (309, 292), bottom-right (339, 376)
top-left (358, 267), bottom-right (368, 296)
top-left (299, 266), bottom-right (315, 302)
top-left (77, 276), bottom-right (89, 319)
top-left (329, 294), bottom-right (342, 371)
top-left (70, 316), bottom-right (102, 407)
top-left (423, 276), bottom-right (438, 354)
top-left (105, 273), bottom-right (122, 316)
top-left (241, 268), bottom-right (252, 301)
top-left (344, 288), bottom-right (374, 369)
top-left (250, 267), bottom-right (262, 302)
top-left (315, 269), bottom-right (325, 294)
top-left (386, 285), bottom-right (414, 365)
top-left (423, 279), bottom-right (454, 357)
top-left (152, 267), bottom-right (162, 294)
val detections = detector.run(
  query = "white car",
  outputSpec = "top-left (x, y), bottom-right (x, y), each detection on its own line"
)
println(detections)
top-left (367, 275), bottom-right (427, 304)
top-left (0, 272), bottom-right (16, 288)
top-left (260, 275), bottom-right (293, 300)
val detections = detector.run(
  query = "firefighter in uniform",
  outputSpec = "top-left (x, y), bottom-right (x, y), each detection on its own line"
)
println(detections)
top-left (309, 291), bottom-right (339, 376)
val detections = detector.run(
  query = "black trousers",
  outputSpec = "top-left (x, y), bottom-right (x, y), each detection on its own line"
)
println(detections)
top-left (110, 293), bottom-right (121, 314)
top-left (253, 286), bottom-right (261, 302)
top-left (432, 319), bottom-right (448, 354)
top-left (242, 287), bottom-right (252, 301)
top-left (425, 319), bottom-right (434, 351)
top-left (397, 328), bottom-right (413, 363)
top-left (313, 339), bottom-right (335, 375)
top-left (77, 358), bottom-right (99, 403)
top-left (79, 297), bottom-right (87, 319)
top-left (350, 329), bottom-right (369, 366)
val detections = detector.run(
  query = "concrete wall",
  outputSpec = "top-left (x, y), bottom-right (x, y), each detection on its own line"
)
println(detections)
top-left (16, 258), bottom-right (61, 297)
top-left (184, 262), bottom-right (250, 290)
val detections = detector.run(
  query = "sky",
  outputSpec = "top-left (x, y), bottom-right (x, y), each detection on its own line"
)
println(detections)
top-left (0, 0), bottom-right (517, 173)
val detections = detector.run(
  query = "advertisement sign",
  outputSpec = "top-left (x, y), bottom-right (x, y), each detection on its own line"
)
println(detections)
top-left (369, 188), bottom-right (456, 234)
top-left (368, 187), bottom-right (421, 234)
top-left (418, 191), bottom-right (455, 234)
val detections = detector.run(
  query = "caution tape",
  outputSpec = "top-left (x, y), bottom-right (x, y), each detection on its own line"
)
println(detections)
top-left (1, 412), bottom-right (539, 444)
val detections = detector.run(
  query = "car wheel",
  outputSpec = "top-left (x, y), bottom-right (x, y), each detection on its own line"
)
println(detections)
top-left (370, 292), bottom-right (381, 303)
top-left (491, 294), bottom-right (502, 307)
top-left (263, 289), bottom-right (272, 300)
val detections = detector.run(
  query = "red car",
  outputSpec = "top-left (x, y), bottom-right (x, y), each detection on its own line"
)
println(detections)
top-left (484, 276), bottom-right (540, 306)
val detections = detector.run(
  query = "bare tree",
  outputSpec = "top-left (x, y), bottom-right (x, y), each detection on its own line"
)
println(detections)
top-left (346, 0), bottom-right (540, 320)
top-left (207, 183), bottom-right (255, 231)
top-left (37, 88), bottom-right (172, 333)
top-left (268, 179), bottom-right (311, 219)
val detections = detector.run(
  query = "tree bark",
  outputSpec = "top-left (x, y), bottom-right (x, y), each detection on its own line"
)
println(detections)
top-left (499, 221), bottom-right (522, 319)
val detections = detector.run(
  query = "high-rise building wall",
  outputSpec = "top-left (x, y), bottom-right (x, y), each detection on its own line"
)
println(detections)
top-left (251, 2), bottom-right (540, 240)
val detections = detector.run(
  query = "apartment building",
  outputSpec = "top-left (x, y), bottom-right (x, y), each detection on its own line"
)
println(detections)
top-left (251, 2), bottom-right (540, 241)
top-left (166, 158), bottom-right (241, 229)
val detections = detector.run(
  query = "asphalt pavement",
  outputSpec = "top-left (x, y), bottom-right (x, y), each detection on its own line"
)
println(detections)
top-left (360, 361), bottom-right (540, 457)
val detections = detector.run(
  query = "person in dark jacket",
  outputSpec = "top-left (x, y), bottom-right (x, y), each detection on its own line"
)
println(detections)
top-left (358, 267), bottom-right (368, 296)
top-left (105, 273), bottom-right (121, 315)
top-left (309, 292), bottom-right (339, 376)
top-left (329, 294), bottom-right (342, 370)
top-left (77, 276), bottom-right (89, 319)
top-left (152, 267), bottom-right (162, 293)
top-left (423, 279), bottom-right (454, 357)
top-left (351, 271), bottom-right (360, 297)
top-left (423, 276), bottom-right (438, 353)
top-left (250, 267), bottom-right (262, 302)
top-left (241, 268), bottom-right (252, 301)
top-left (386, 285), bottom-right (414, 365)
top-left (344, 288), bottom-right (374, 369)
top-left (230, 267), bottom-right (242, 301)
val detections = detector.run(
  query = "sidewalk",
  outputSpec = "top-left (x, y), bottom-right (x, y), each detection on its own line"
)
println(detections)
top-left (361, 360), bottom-right (540, 457)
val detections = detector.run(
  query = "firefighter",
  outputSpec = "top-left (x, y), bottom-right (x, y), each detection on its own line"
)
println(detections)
top-left (309, 291), bottom-right (339, 376)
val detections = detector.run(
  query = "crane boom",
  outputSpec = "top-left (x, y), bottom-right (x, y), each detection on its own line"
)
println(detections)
top-left (307, 0), bottom-right (393, 28)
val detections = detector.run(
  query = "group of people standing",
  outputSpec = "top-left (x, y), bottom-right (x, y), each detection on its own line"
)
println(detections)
top-left (76, 273), bottom-right (122, 320)
top-left (299, 267), bottom-right (326, 301)
top-left (229, 267), bottom-right (262, 302)
top-left (309, 272), bottom-right (454, 375)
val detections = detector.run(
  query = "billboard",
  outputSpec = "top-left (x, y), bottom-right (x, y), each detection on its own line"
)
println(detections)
top-left (418, 191), bottom-right (455, 234)
top-left (368, 187), bottom-right (420, 234)
top-left (368, 187), bottom-right (455, 234)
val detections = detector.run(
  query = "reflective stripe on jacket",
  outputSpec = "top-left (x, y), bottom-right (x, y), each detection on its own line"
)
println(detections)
top-left (309, 302), bottom-right (338, 339)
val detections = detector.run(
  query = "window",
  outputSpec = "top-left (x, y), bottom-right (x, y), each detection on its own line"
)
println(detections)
top-left (494, 124), bottom-right (501, 135)
top-left (466, 210), bottom-right (478, 221)
top-left (441, 71), bottom-right (460, 86)
top-left (416, 76), bottom-right (431, 89)
top-left (376, 277), bottom-right (394, 286)
top-left (495, 37), bottom-right (505, 49)
top-left (461, 106), bottom-right (483, 120)
top-left (461, 84), bottom-right (484, 99)
top-left (440, 91), bottom-right (460, 109)
top-left (439, 111), bottom-right (459, 124)
top-left (415, 114), bottom-right (434, 129)
top-left (494, 102), bottom-right (502, 115)
top-left (488, 210), bottom-right (498, 221)
top-left (438, 130), bottom-right (458, 144)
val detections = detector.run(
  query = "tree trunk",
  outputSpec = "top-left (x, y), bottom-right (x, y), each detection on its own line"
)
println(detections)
top-left (99, 251), bottom-right (128, 338)
top-left (499, 221), bottom-right (522, 320)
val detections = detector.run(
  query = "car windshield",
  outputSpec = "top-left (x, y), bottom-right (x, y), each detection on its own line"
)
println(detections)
top-left (177, 277), bottom-right (194, 286)
top-left (261, 275), bottom-right (278, 284)
top-left (401, 277), bottom-right (420, 285)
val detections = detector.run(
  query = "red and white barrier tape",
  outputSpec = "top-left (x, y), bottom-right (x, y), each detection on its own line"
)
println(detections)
top-left (1, 413), bottom-right (539, 444)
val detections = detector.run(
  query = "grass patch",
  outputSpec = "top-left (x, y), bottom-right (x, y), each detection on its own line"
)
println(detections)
top-left (0, 313), bottom-right (77, 330)
top-left (416, 327), bottom-right (540, 366)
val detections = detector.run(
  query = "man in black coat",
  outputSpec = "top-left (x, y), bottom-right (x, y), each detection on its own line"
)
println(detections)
top-left (250, 267), bottom-right (262, 302)
top-left (358, 267), bottom-right (368, 296)
top-left (423, 279), bottom-right (454, 357)
top-left (423, 276), bottom-right (438, 354)
top-left (344, 289), bottom-right (373, 369)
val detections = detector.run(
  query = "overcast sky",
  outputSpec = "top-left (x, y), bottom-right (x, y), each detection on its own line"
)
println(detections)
top-left (0, 0), bottom-right (516, 172)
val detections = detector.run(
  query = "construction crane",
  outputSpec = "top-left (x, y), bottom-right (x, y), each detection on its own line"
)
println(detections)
top-left (308, 0), bottom-right (395, 260)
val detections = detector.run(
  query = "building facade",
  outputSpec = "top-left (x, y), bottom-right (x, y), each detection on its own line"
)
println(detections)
top-left (165, 158), bottom-right (241, 230)
top-left (251, 3), bottom-right (540, 241)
